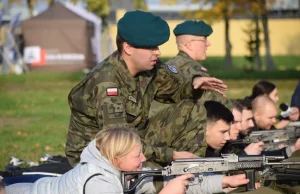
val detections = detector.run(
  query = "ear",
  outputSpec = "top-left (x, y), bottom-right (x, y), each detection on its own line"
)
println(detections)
top-left (253, 111), bottom-right (260, 121)
top-left (113, 156), bottom-right (121, 169)
top-left (123, 42), bottom-right (133, 55)
top-left (185, 41), bottom-right (193, 51)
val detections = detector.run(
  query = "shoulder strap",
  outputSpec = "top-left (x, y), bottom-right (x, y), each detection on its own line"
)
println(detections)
top-left (83, 173), bottom-right (102, 194)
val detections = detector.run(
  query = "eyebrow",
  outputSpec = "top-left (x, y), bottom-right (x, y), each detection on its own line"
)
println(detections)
top-left (220, 128), bottom-right (229, 132)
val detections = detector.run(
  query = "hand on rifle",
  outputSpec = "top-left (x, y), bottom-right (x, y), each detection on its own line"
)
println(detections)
top-left (291, 138), bottom-right (300, 153)
top-left (159, 174), bottom-right (195, 194)
top-left (244, 142), bottom-right (264, 155)
top-left (222, 174), bottom-right (250, 191)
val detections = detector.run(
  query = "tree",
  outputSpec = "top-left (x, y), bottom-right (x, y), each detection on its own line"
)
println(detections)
top-left (181, 0), bottom-right (237, 70)
top-left (259, 0), bottom-right (276, 70)
top-left (134, 0), bottom-right (147, 10)
top-left (242, 0), bottom-right (262, 70)
top-left (78, 0), bottom-right (147, 59)
top-left (241, 0), bottom-right (275, 70)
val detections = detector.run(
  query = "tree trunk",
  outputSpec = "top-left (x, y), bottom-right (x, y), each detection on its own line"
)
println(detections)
top-left (261, 0), bottom-right (276, 70)
top-left (224, 11), bottom-right (232, 70)
top-left (254, 16), bottom-right (262, 70)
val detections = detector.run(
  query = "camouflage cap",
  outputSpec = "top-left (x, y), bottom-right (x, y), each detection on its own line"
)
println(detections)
top-left (173, 20), bottom-right (213, 37)
top-left (117, 10), bottom-right (170, 48)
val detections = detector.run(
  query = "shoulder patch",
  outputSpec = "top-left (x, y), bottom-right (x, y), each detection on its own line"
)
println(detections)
top-left (167, 64), bottom-right (178, 74)
top-left (201, 67), bottom-right (208, 73)
top-left (106, 87), bottom-right (118, 96)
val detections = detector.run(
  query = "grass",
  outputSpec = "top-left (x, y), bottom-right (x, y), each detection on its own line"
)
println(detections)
top-left (0, 72), bottom-right (299, 170)
top-left (160, 55), bottom-right (300, 71)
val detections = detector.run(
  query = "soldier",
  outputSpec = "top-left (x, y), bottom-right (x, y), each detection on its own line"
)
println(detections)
top-left (168, 20), bottom-right (232, 107)
top-left (150, 20), bottom-right (231, 117)
top-left (65, 10), bottom-right (228, 166)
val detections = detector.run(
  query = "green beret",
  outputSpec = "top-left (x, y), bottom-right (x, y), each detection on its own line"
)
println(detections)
top-left (173, 20), bottom-right (213, 37)
top-left (117, 10), bottom-right (170, 48)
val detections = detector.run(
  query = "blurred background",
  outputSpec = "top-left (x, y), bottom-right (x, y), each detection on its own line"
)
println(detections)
top-left (0, 0), bottom-right (299, 169)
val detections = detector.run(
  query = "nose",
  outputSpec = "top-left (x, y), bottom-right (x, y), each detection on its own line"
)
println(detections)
top-left (225, 131), bottom-right (230, 141)
top-left (140, 153), bottom-right (146, 163)
top-left (271, 117), bottom-right (277, 124)
top-left (237, 123), bottom-right (242, 131)
top-left (249, 120), bottom-right (255, 128)
top-left (154, 47), bottom-right (161, 56)
top-left (206, 40), bottom-right (211, 47)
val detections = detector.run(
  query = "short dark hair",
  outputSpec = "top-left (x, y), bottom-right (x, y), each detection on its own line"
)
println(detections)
top-left (231, 99), bottom-right (243, 112)
top-left (239, 98), bottom-right (252, 110)
top-left (116, 34), bottom-right (125, 53)
top-left (204, 101), bottom-right (234, 125)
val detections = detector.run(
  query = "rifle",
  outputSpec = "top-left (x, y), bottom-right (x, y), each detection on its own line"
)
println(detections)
top-left (228, 125), bottom-right (300, 151)
top-left (121, 154), bottom-right (300, 193)
top-left (288, 121), bottom-right (300, 127)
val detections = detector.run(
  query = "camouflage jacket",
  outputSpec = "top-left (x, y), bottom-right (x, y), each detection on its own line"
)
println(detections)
top-left (167, 51), bottom-right (210, 77)
top-left (165, 51), bottom-right (232, 110)
top-left (66, 51), bottom-right (200, 165)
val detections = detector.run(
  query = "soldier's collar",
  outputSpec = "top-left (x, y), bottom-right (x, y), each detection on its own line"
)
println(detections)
top-left (178, 51), bottom-right (195, 61)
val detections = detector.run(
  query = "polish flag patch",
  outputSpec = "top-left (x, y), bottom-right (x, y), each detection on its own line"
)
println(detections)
top-left (201, 67), bottom-right (208, 73)
top-left (106, 88), bottom-right (118, 96)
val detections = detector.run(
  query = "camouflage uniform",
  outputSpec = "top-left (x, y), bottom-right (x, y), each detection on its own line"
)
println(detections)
top-left (66, 51), bottom-right (208, 166)
top-left (150, 51), bottom-right (232, 116)
top-left (166, 51), bottom-right (232, 110)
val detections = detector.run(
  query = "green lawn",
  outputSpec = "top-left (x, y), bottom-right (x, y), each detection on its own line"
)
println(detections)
top-left (0, 72), bottom-right (298, 169)
top-left (160, 55), bottom-right (300, 71)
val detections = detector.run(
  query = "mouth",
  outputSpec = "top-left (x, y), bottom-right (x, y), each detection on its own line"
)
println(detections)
top-left (150, 59), bottom-right (158, 64)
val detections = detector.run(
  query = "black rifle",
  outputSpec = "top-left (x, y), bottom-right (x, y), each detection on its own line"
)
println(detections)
top-left (228, 125), bottom-right (300, 151)
top-left (121, 154), bottom-right (300, 193)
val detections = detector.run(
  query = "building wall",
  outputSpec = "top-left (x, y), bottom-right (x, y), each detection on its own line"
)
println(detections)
top-left (109, 10), bottom-right (300, 57)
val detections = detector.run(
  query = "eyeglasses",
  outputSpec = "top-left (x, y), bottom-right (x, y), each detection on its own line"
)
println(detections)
top-left (190, 39), bottom-right (207, 43)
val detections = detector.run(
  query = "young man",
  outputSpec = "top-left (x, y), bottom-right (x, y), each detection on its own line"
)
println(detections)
top-left (203, 100), bottom-right (233, 157)
top-left (239, 98), bottom-right (255, 137)
top-left (65, 10), bottom-right (228, 166)
top-left (221, 99), bottom-right (264, 156)
top-left (252, 95), bottom-right (277, 130)
top-left (166, 20), bottom-right (231, 108)
top-left (229, 100), bottom-right (243, 140)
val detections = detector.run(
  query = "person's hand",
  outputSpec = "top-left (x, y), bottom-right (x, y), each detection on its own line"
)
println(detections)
top-left (192, 77), bottom-right (227, 96)
top-left (159, 174), bottom-right (195, 194)
top-left (289, 107), bottom-right (300, 121)
top-left (277, 143), bottom-right (288, 149)
top-left (225, 179), bottom-right (260, 193)
top-left (244, 142), bottom-right (264, 155)
top-left (291, 138), bottom-right (300, 153)
top-left (222, 174), bottom-right (249, 189)
top-left (255, 181), bottom-right (262, 189)
top-left (173, 151), bottom-right (198, 160)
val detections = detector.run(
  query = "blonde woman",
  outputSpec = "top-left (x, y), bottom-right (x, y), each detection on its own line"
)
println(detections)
top-left (5, 128), bottom-right (193, 194)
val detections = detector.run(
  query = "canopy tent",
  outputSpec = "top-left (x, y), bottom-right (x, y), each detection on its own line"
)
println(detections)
top-left (22, 2), bottom-right (102, 72)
